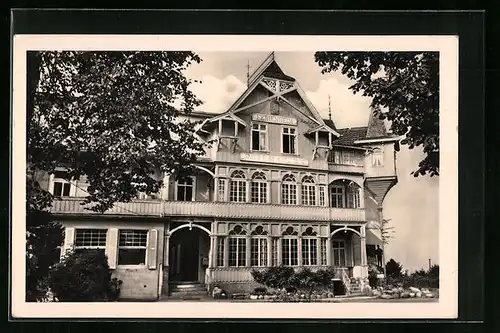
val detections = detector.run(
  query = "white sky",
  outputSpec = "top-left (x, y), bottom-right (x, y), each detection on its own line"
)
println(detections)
top-left (184, 51), bottom-right (439, 271)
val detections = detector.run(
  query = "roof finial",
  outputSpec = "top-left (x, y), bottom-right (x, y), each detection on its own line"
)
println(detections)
top-left (328, 94), bottom-right (332, 120)
top-left (246, 60), bottom-right (251, 87)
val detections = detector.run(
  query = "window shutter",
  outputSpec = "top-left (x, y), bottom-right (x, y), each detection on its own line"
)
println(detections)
top-left (148, 229), bottom-right (158, 270)
top-left (107, 228), bottom-right (118, 269)
top-left (61, 227), bottom-right (75, 259)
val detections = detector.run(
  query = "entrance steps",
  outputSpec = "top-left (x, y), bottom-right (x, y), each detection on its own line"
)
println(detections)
top-left (169, 282), bottom-right (208, 300)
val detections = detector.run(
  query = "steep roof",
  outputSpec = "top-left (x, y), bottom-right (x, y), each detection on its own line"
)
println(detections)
top-left (323, 119), bottom-right (337, 131)
top-left (262, 60), bottom-right (296, 81)
top-left (366, 107), bottom-right (389, 138)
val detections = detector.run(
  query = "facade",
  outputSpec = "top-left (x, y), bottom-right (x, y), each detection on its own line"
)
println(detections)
top-left (43, 53), bottom-right (399, 300)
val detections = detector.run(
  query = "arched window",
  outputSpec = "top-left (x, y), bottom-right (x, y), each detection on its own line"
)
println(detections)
top-left (228, 225), bottom-right (247, 267)
top-left (230, 170), bottom-right (247, 203)
top-left (251, 172), bottom-right (267, 204)
top-left (301, 227), bottom-right (318, 266)
top-left (281, 173), bottom-right (297, 205)
top-left (346, 182), bottom-right (361, 208)
top-left (371, 147), bottom-right (384, 166)
top-left (281, 226), bottom-right (298, 266)
top-left (250, 225), bottom-right (268, 267)
top-left (301, 175), bottom-right (316, 206)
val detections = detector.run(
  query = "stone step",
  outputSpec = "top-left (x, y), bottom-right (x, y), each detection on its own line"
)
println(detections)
top-left (170, 290), bottom-right (209, 298)
top-left (170, 285), bottom-right (206, 292)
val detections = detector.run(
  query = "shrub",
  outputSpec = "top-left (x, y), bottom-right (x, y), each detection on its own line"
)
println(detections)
top-left (251, 266), bottom-right (295, 289)
top-left (49, 249), bottom-right (112, 302)
top-left (251, 266), bottom-right (336, 293)
top-left (253, 287), bottom-right (267, 295)
top-left (368, 266), bottom-right (379, 288)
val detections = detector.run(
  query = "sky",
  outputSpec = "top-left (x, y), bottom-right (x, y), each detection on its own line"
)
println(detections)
top-left (183, 52), bottom-right (439, 272)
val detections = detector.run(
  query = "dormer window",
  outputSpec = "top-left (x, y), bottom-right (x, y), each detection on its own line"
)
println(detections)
top-left (50, 170), bottom-right (75, 197)
top-left (282, 127), bottom-right (297, 154)
top-left (251, 123), bottom-right (267, 151)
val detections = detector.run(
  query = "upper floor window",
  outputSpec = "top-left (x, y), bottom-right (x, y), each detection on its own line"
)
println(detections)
top-left (281, 173), bottom-right (297, 205)
top-left (50, 170), bottom-right (74, 197)
top-left (330, 185), bottom-right (344, 208)
top-left (282, 127), bottom-right (297, 154)
top-left (230, 170), bottom-right (247, 203)
top-left (251, 123), bottom-right (268, 151)
top-left (251, 171), bottom-right (267, 204)
top-left (176, 177), bottom-right (195, 201)
top-left (372, 147), bottom-right (384, 166)
top-left (301, 175), bottom-right (316, 206)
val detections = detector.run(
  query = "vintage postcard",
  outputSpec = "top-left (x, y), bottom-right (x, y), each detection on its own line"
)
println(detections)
top-left (11, 34), bottom-right (458, 319)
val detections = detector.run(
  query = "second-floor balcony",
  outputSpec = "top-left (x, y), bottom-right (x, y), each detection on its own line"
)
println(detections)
top-left (51, 197), bottom-right (366, 222)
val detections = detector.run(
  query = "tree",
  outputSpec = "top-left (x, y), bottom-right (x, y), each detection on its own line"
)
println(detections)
top-left (385, 259), bottom-right (404, 278)
top-left (26, 51), bottom-right (206, 299)
top-left (367, 218), bottom-right (395, 245)
top-left (314, 52), bottom-right (439, 177)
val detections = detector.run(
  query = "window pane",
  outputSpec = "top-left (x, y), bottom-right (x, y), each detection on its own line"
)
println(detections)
top-left (290, 135), bottom-right (296, 154)
top-left (252, 130), bottom-right (260, 150)
top-left (53, 182), bottom-right (62, 196)
top-left (75, 229), bottom-right (107, 247)
top-left (62, 183), bottom-right (71, 196)
top-left (119, 230), bottom-right (147, 247)
top-left (238, 239), bottom-right (246, 267)
top-left (118, 249), bottom-right (146, 265)
top-left (217, 237), bottom-right (225, 267)
top-left (259, 132), bottom-right (266, 150)
top-left (283, 134), bottom-right (290, 153)
top-left (185, 186), bottom-right (193, 201)
top-left (228, 238), bottom-right (237, 267)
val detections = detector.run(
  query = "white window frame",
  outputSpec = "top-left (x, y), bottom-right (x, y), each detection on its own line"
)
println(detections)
top-left (251, 171), bottom-right (268, 204)
top-left (229, 170), bottom-right (247, 203)
top-left (281, 237), bottom-right (299, 266)
top-left (320, 238), bottom-right (327, 265)
top-left (347, 184), bottom-right (361, 209)
top-left (216, 237), bottom-right (225, 267)
top-left (330, 185), bottom-right (345, 208)
top-left (250, 122), bottom-right (268, 152)
top-left (49, 172), bottom-right (77, 197)
top-left (228, 237), bottom-right (247, 267)
top-left (281, 173), bottom-right (298, 205)
top-left (301, 237), bottom-right (318, 266)
top-left (301, 175), bottom-right (316, 206)
top-left (217, 178), bottom-right (227, 202)
top-left (272, 237), bottom-right (279, 266)
top-left (318, 185), bottom-right (327, 207)
top-left (74, 228), bottom-right (107, 252)
top-left (332, 239), bottom-right (347, 267)
top-left (281, 126), bottom-right (298, 155)
top-left (371, 147), bottom-right (384, 167)
top-left (251, 237), bottom-right (268, 267)
top-left (174, 176), bottom-right (196, 201)
top-left (117, 229), bottom-right (148, 267)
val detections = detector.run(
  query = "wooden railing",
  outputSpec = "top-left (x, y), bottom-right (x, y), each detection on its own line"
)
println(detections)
top-left (51, 198), bottom-right (366, 222)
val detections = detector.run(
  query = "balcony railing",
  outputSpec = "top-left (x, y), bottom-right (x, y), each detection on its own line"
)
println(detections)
top-left (51, 198), bottom-right (366, 222)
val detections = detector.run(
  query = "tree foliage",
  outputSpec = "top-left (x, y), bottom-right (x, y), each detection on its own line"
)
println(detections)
top-left (49, 250), bottom-right (112, 302)
top-left (385, 258), bottom-right (404, 278)
top-left (314, 52), bottom-right (439, 177)
top-left (28, 51), bottom-right (207, 212)
top-left (26, 51), bottom-right (206, 299)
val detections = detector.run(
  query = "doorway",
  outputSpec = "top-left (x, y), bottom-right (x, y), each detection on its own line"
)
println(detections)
top-left (169, 228), bottom-right (203, 282)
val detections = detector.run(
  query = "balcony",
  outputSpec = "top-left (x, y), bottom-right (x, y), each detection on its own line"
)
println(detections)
top-left (328, 163), bottom-right (364, 174)
top-left (51, 198), bottom-right (366, 222)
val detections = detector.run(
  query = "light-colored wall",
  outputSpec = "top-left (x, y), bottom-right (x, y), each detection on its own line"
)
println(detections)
top-left (58, 219), bottom-right (164, 300)
top-left (364, 142), bottom-right (397, 178)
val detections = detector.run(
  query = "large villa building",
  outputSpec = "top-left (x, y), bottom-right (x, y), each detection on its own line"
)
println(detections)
top-left (42, 53), bottom-right (400, 300)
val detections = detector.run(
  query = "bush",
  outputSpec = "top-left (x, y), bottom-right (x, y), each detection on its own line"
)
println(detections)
top-left (49, 250), bottom-right (112, 302)
top-left (251, 266), bottom-right (336, 293)
top-left (368, 266), bottom-right (379, 288)
top-left (253, 287), bottom-right (267, 295)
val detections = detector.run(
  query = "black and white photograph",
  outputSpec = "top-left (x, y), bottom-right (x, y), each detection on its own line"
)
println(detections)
top-left (11, 34), bottom-right (458, 319)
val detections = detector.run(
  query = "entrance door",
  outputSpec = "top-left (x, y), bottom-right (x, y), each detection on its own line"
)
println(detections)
top-left (169, 229), bottom-right (200, 282)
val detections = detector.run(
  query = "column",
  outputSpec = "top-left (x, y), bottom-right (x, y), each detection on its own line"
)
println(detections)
top-left (277, 238), bottom-right (282, 265)
top-left (209, 235), bottom-right (216, 268)
top-left (213, 177), bottom-right (219, 202)
top-left (162, 233), bottom-right (170, 296)
top-left (246, 179), bottom-right (251, 203)
top-left (360, 225), bottom-right (368, 279)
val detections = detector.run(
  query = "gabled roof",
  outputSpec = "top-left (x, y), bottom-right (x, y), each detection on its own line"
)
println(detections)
top-left (262, 60), bottom-right (295, 82)
top-left (323, 119), bottom-right (337, 131)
